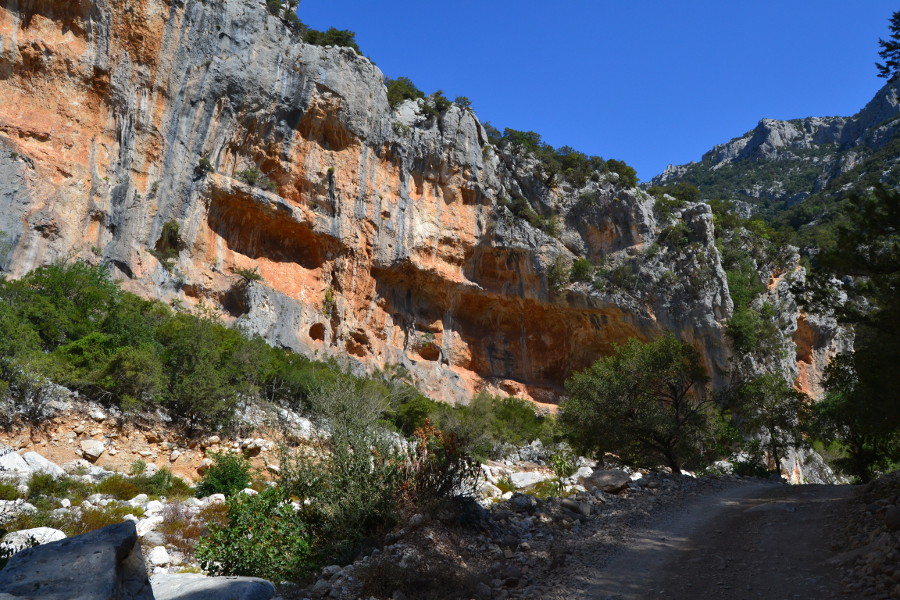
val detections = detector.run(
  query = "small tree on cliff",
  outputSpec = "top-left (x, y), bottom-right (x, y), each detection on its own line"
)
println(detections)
top-left (560, 334), bottom-right (714, 473)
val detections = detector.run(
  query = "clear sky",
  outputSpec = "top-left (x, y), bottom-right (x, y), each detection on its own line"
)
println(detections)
top-left (298, 1), bottom-right (897, 182)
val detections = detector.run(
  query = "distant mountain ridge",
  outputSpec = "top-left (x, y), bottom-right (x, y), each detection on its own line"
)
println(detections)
top-left (652, 79), bottom-right (900, 221)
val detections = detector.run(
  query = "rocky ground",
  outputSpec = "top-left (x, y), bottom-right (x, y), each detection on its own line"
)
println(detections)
top-left (829, 471), bottom-right (900, 599)
top-left (294, 473), bottom-right (900, 600)
top-left (0, 401), bottom-right (895, 600)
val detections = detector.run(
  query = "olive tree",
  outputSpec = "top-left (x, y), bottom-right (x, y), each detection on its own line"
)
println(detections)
top-left (560, 334), bottom-right (714, 473)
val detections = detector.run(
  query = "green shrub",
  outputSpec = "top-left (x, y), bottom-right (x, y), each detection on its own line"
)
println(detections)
top-left (426, 393), bottom-right (549, 462)
top-left (547, 257), bottom-right (570, 298)
top-left (130, 459), bottom-right (147, 476)
top-left (570, 258), bottom-right (594, 283)
top-left (548, 446), bottom-right (577, 479)
top-left (26, 473), bottom-right (92, 504)
top-left (423, 91), bottom-right (452, 117)
top-left (133, 468), bottom-right (192, 499)
top-left (658, 222), bottom-right (692, 248)
top-left (386, 77), bottom-right (425, 108)
top-left (0, 480), bottom-right (20, 501)
top-left (232, 266), bottom-right (263, 284)
top-left (196, 453), bottom-right (252, 498)
top-left (304, 27), bottom-right (360, 53)
top-left (196, 156), bottom-right (213, 176)
top-left (606, 158), bottom-right (638, 187)
top-left (95, 474), bottom-right (139, 500)
top-left (491, 397), bottom-right (547, 446)
top-left (495, 476), bottom-right (514, 495)
top-left (400, 421), bottom-right (479, 507)
top-left (453, 96), bottom-right (472, 109)
top-left (265, 0), bottom-right (281, 15)
top-left (64, 505), bottom-right (144, 536)
top-left (390, 393), bottom-right (442, 436)
top-left (281, 379), bottom-right (404, 564)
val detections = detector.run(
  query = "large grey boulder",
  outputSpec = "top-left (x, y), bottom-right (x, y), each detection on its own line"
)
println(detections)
top-left (21, 453), bottom-right (65, 478)
top-left (0, 527), bottom-right (66, 554)
top-left (80, 440), bottom-right (107, 462)
top-left (151, 573), bottom-right (276, 600)
top-left (0, 520), bottom-right (153, 600)
top-left (584, 469), bottom-right (631, 493)
top-left (0, 501), bottom-right (37, 526)
top-left (0, 447), bottom-right (30, 474)
top-left (509, 471), bottom-right (552, 490)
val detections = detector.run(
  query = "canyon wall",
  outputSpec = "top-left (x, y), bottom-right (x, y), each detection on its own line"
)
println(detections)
top-left (0, 0), bottom-right (825, 404)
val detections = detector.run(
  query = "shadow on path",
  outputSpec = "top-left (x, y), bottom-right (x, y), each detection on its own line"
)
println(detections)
top-left (560, 483), bottom-right (856, 600)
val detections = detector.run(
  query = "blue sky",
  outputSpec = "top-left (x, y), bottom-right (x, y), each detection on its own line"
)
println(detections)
top-left (298, 1), bottom-right (897, 181)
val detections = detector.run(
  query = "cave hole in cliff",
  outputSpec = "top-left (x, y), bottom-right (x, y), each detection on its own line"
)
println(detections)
top-left (298, 89), bottom-right (355, 152)
top-left (219, 284), bottom-right (250, 318)
top-left (309, 323), bottom-right (326, 342)
top-left (206, 189), bottom-right (333, 269)
top-left (418, 343), bottom-right (440, 362)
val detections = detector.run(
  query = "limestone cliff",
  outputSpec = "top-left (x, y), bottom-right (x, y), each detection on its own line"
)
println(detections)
top-left (0, 0), bottom-right (752, 403)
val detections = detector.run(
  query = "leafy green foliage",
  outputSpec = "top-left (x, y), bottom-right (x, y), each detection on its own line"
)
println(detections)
top-left (238, 167), bottom-right (277, 192)
top-left (385, 77), bottom-right (425, 108)
top-left (657, 222), bottom-right (692, 249)
top-left (561, 334), bottom-right (714, 473)
top-left (196, 453), bottom-right (253, 497)
top-left (606, 159), bottom-right (638, 187)
top-left (493, 128), bottom-right (619, 188)
top-left (801, 186), bottom-right (900, 481)
top-left (722, 375), bottom-right (811, 473)
top-left (0, 261), bottom-right (367, 429)
top-left (196, 488), bottom-right (312, 581)
top-left (196, 156), bottom-right (213, 177)
top-left (281, 379), bottom-right (405, 564)
top-left (497, 196), bottom-right (559, 236)
top-left (647, 183), bottom-right (701, 205)
top-left (876, 10), bottom-right (900, 78)
top-left (453, 96), bottom-right (472, 109)
top-left (304, 27), bottom-right (360, 53)
top-left (389, 391), bottom-right (550, 462)
top-left (232, 266), bottom-right (263, 284)
top-left (547, 256), bottom-right (570, 298)
top-left (570, 258), bottom-right (594, 283)
top-left (423, 91), bottom-right (452, 118)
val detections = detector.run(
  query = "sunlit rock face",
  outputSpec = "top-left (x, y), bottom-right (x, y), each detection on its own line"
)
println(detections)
top-left (1, 0), bottom-right (829, 404)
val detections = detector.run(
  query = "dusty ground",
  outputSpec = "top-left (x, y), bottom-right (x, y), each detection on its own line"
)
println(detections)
top-left (542, 483), bottom-right (858, 600)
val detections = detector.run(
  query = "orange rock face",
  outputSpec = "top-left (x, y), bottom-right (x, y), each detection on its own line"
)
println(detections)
top-left (0, 0), bottom-right (778, 406)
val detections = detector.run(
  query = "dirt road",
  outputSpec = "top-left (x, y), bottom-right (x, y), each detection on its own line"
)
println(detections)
top-left (548, 483), bottom-right (857, 600)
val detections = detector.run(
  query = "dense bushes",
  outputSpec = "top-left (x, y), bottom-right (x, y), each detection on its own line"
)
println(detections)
top-left (491, 128), bottom-right (637, 189)
top-left (196, 488), bottom-right (311, 581)
top-left (0, 261), bottom-right (383, 430)
top-left (281, 379), bottom-right (406, 564)
top-left (497, 196), bottom-right (559, 236)
top-left (386, 77), bottom-right (425, 108)
top-left (304, 27), bottom-right (360, 53)
top-left (561, 334), bottom-right (714, 473)
top-left (195, 453), bottom-right (253, 497)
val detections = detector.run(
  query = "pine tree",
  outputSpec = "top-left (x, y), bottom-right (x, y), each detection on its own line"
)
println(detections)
top-left (876, 10), bottom-right (900, 79)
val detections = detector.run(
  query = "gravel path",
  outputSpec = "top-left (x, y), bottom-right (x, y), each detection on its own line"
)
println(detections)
top-left (540, 482), bottom-right (856, 600)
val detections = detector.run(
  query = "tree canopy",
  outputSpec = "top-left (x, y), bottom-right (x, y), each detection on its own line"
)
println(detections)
top-left (560, 334), bottom-right (713, 473)
top-left (877, 10), bottom-right (900, 79)
top-left (802, 186), bottom-right (900, 480)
